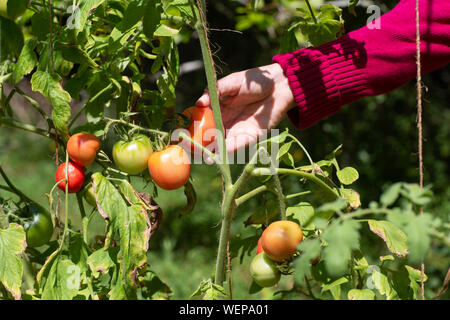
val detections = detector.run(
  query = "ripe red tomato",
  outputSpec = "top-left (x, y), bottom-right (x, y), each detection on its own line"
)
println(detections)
top-left (112, 134), bottom-right (153, 175)
top-left (261, 220), bottom-right (303, 262)
top-left (250, 252), bottom-right (281, 288)
top-left (148, 145), bottom-right (191, 190)
top-left (256, 237), bottom-right (264, 254)
top-left (55, 161), bottom-right (85, 193)
top-left (182, 106), bottom-right (216, 151)
top-left (67, 132), bottom-right (101, 167)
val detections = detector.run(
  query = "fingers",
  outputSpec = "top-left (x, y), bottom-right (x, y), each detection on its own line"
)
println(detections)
top-left (195, 72), bottom-right (244, 107)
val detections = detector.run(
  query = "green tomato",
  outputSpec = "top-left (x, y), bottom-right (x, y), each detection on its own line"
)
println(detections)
top-left (112, 134), bottom-right (153, 175)
top-left (0, 0), bottom-right (28, 20)
top-left (83, 184), bottom-right (97, 207)
top-left (24, 205), bottom-right (54, 248)
top-left (250, 252), bottom-right (281, 288)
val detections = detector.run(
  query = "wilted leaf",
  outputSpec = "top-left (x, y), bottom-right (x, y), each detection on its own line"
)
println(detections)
top-left (31, 71), bottom-right (72, 135)
top-left (13, 40), bottom-right (37, 84)
top-left (368, 220), bottom-right (408, 258)
top-left (0, 223), bottom-right (26, 299)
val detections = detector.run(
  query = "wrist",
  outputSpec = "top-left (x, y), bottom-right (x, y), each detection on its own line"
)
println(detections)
top-left (268, 63), bottom-right (296, 113)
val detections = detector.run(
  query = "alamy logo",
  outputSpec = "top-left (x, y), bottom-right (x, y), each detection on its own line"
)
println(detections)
top-left (66, 265), bottom-right (81, 290)
top-left (367, 5), bottom-right (381, 30)
top-left (66, 2), bottom-right (81, 30)
top-left (366, 265), bottom-right (381, 290)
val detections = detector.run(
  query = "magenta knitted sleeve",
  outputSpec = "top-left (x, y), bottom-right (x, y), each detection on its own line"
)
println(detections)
top-left (273, 0), bottom-right (450, 129)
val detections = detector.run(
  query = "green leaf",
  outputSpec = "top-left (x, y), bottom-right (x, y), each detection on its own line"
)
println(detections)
top-left (154, 24), bottom-right (180, 37)
top-left (400, 183), bottom-right (433, 206)
top-left (294, 239), bottom-right (321, 285)
top-left (92, 173), bottom-right (151, 290)
top-left (279, 28), bottom-right (298, 54)
top-left (166, 0), bottom-right (199, 21)
top-left (341, 189), bottom-right (361, 210)
top-left (0, 223), bottom-right (26, 300)
top-left (321, 276), bottom-right (348, 300)
top-left (138, 268), bottom-right (172, 300)
top-left (143, 0), bottom-right (162, 39)
top-left (315, 198), bottom-right (347, 220)
top-left (0, 16), bottom-right (23, 60)
top-left (336, 167), bottom-right (359, 185)
top-left (277, 140), bottom-right (293, 161)
top-left (56, 43), bottom-right (99, 68)
top-left (368, 220), bottom-right (408, 258)
top-left (13, 39), bottom-right (37, 84)
top-left (322, 220), bottom-right (361, 276)
top-left (76, 0), bottom-right (105, 33)
top-left (405, 265), bottom-right (427, 299)
top-left (3, 0), bottom-right (28, 20)
top-left (388, 211), bottom-right (433, 263)
top-left (31, 9), bottom-right (50, 41)
top-left (244, 198), bottom-right (279, 226)
top-left (31, 71), bottom-right (72, 135)
top-left (368, 267), bottom-right (397, 299)
top-left (296, 4), bottom-right (343, 46)
top-left (380, 182), bottom-right (402, 207)
top-left (41, 257), bottom-right (80, 300)
top-left (190, 279), bottom-right (227, 300)
top-left (348, 289), bottom-right (375, 300)
top-left (120, 0), bottom-right (146, 31)
top-left (180, 181), bottom-right (197, 217)
top-left (87, 248), bottom-right (116, 278)
top-left (287, 202), bottom-right (314, 229)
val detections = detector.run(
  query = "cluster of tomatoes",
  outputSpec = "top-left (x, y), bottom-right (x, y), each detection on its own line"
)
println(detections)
top-left (56, 106), bottom-right (217, 194)
top-left (250, 220), bottom-right (303, 288)
top-left (55, 132), bottom-right (193, 194)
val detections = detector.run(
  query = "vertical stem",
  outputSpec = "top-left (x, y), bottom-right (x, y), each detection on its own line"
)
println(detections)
top-left (273, 174), bottom-right (286, 220)
top-left (415, 0), bottom-right (425, 300)
top-left (195, 0), bottom-right (231, 184)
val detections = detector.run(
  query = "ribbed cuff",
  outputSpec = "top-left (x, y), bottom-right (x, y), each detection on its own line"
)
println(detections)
top-left (273, 35), bottom-right (371, 129)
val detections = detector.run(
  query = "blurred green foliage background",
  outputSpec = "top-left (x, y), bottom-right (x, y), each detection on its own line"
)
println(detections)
top-left (0, 0), bottom-right (448, 299)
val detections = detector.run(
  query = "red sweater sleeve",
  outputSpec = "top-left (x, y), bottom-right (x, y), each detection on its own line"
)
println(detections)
top-left (273, 0), bottom-right (450, 129)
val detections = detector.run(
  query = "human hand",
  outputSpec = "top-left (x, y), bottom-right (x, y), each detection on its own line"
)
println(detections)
top-left (195, 63), bottom-right (296, 153)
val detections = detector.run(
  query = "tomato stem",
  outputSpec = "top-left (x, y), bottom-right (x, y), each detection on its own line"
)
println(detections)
top-left (272, 174), bottom-right (287, 220)
top-left (252, 167), bottom-right (339, 200)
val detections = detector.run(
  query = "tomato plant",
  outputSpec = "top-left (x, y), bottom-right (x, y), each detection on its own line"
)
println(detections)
top-left (112, 134), bottom-right (153, 175)
top-left (0, 0), bottom-right (447, 303)
top-left (23, 205), bottom-right (53, 248)
top-left (55, 161), bottom-right (85, 193)
top-left (250, 252), bottom-right (281, 288)
top-left (148, 145), bottom-right (191, 190)
top-left (261, 220), bottom-right (303, 262)
top-left (67, 132), bottom-right (101, 167)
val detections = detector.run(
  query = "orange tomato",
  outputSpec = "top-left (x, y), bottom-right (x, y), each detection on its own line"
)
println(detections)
top-left (67, 132), bottom-right (100, 167)
top-left (261, 220), bottom-right (303, 262)
top-left (256, 237), bottom-right (264, 254)
top-left (148, 145), bottom-right (191, 190)
top-left (182, 106), bottom-right (216, 151)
